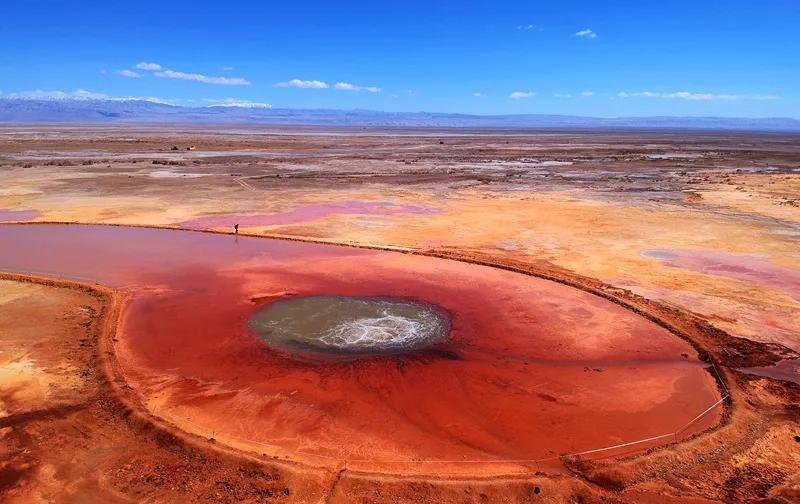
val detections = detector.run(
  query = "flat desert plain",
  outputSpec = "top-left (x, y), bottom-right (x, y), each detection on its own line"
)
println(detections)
top-left (0, 125), bottom-right (798, 503)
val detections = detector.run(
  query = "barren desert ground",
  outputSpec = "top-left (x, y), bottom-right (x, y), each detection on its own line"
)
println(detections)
top-left (1, 125), bottom-right (799, 503)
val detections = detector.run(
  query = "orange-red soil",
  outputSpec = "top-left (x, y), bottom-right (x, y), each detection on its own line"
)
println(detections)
top-left (0, 224), bottom-right (721, 477)
top-left (1, 127), bottom-right (799, 502)
top-left (1, 237), bottom-right (798, 501)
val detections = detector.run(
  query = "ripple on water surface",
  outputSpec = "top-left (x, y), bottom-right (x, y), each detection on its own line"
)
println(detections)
top-left (249, 296), bottom-right (450, 356)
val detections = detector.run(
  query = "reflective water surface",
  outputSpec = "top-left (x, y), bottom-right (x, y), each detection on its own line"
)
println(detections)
top-left (0, 224), bottom-right (722, 472)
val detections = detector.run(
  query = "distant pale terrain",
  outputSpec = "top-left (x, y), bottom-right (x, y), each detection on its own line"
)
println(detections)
top-left (1, 125), bottom-right (798, 353)
top-left (2, 98), bottom-right (800, 130)
top-left (1, 125), bottom-right (799, 502)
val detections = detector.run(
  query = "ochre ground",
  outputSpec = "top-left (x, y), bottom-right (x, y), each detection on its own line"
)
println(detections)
top-left (0, 225), bottom-right (723, 477)
top-left (1, 126), bottom-right (798, 352)
top-left (1, 126), bottom-right (799, 502)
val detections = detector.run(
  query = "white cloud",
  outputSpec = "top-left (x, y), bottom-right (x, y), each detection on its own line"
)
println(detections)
top-left (71, 89), bottom-right (111, 100)
top-left (575, 29), bottom-right (597, 39)
top-left (116, 69), bottom-right (141, 78)
top-left (131, 61), bottom-right (250, 86)
top-left (555, 93), bottom-right (573, 98)
top-left (581, 91), bottom-right (595, 96)
top-left (154, 69), bottom-right (250, 85)
top-left (5, 89), bottom-right (72, 100)
top-left (335, 82), bottom-right (381, 93)
top-left (509, 91), bottom-right (536, 99)
top-left (222, 66), bottom-right (234, 71)
top-left (617, 91), bottom-right (779, 101)
top-left (132, 96), bottom-right (177, 105)
top-left (473, 92), bottom-right (485, 97)
top-left (517, 24), bottom-right (542, 32)
top-left (5, 89), bottom-right (108, 100)
top-left (206, 98), bottom-right (272, 109)
top-left (135, 62), bottom-right (162, 71)
top-left (3, 89), bottom-right (175, 104)
top-left (275, 79), bottom-right (329, 89)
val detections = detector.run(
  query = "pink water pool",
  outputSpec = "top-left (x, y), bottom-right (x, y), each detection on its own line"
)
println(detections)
top-left (0, 224), bottom-right (721, 475)
top-left (0, 209), bottom-right (39, 222)
top-left (646, 249), bottom-right (800, 300)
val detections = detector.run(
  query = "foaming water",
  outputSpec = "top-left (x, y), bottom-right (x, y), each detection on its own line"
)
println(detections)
top-left (249, 296), bottom-right (450, 355)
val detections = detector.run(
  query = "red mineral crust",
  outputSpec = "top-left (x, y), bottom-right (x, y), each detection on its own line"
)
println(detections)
top-left (0, 224), bottom-right (721, 476)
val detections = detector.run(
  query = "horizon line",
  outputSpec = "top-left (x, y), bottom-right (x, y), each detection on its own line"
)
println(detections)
top-left (1, 97), bottom-right (798, 122)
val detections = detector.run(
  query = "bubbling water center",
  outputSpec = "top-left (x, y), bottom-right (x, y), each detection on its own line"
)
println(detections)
top-left (0, 224), bottom-right (722, 475)
top-left (250, 296), bottom-right (450, 356)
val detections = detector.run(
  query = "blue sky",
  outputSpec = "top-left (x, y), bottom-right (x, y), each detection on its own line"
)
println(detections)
top-left (1, 1), bottom-right (798, 117)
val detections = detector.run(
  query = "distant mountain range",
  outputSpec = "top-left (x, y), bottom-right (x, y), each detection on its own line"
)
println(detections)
top-left (1, 98), bottom-right (799, 131)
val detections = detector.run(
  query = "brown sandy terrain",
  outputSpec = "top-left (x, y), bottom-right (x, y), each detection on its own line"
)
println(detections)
top-left (1, 125), bottom-right (799, 502)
